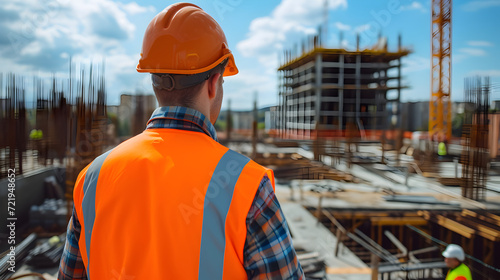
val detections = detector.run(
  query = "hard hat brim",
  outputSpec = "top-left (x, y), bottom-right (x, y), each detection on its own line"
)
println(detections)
top-left (137, 53), bottom-right (238, 77)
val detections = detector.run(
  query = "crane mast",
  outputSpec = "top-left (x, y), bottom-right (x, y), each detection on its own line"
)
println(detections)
top-left (429, 0), bottom-right (452, 141)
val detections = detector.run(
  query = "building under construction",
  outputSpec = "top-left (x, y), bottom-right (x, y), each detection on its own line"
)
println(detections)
top-left (277, 36), bottom-right (410, 139)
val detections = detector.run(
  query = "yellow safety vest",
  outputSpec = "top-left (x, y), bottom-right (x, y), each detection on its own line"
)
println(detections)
top-left (438, 142), bottom-right (447, 156)
top-left (446, 263), bottom-right (472, 280)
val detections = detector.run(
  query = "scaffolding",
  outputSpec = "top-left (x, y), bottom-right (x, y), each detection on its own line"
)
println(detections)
top-left (277, 36), bottom-right (410, 140)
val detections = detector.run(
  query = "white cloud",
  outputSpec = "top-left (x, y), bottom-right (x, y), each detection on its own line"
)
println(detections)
top-left (340, 39), bottom-right (351, 49)
top-left (224, 69), bottom-right (277, 110)
top-left (121, 2), bottom-right (156, 15)
top-left (104, 53), bottom-right (146, 100)
top-left (0, 0), bottom-right (143, 70)
top-left (237, 0), bottom-right (347, 67)
top-left (400, 1), bottom-right (427, 12)
top-left (0, 0), bottom-right (156, 105)
top-left (402, 55), bottom-right (430, 73)
top-left (468, 69), bottom-right (500, 77)
top-left (334, 22), bottom-right (351, 31)
top-left (455, 42), bottom-right (493, 63)
top-left (459, 48), bottom-right (487, 56)
top-left (19, 41), bottom-right (42, 56)
top-left (354, 24), bottom-right (371, 33)
top-left (467, 40), bottom-right (494, 47)
top-left (462, 0), bottom-right (500, 11)
top-left (232, 0), bottom-right (348, 109)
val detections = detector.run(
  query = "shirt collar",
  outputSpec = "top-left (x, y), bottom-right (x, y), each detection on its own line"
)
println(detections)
top-left (146, 106), bottom-right (218, 141)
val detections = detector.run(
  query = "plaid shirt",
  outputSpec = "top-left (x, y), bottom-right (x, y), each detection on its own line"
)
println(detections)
top-left (58, 106), bottom-right (303, 279)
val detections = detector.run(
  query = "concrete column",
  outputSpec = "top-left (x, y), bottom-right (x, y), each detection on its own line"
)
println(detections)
top-left (339, 54), bottom-right (344, 130)
top-left (385, 69), bottom-right (390, 129)
top-left (315, 53), bottom-right (323, 131)
top-left (278, 71), bottom-right (282, 137)
top-left (284, 71), bottom-right (289, 137)
top-left (280, 71), bottom-right (284, 137)
top-left (299, 70), bottom-right (304, 136)
top-left (355, 55), bottom-right (361, 123)
top-left (396, 34), bottom-right (402, 129)
top-left (397, 57), bottom-right (402, 128)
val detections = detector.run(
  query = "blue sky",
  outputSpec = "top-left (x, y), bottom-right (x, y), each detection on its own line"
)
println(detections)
top-left (1, 0), bottom-right (499, 110)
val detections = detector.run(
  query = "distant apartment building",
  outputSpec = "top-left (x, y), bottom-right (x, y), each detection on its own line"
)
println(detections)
top-left (277, 36), bottom-right (410, 139)
top-left (265, 106), bottom-right (280, 133)
top-left (492, 100), bottom-right (500, 111)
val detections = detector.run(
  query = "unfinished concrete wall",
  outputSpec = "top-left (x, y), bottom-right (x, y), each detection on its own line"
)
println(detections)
top-left (0, 167), bottom-right (65, 238)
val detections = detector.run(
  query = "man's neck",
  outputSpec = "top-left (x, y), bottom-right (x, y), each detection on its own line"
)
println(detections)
top-left (451, 263), bottom-right (462, 270)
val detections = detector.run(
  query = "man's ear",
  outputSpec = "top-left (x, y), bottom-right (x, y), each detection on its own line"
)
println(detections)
top-left (207, 73), bottom-right (221, 99)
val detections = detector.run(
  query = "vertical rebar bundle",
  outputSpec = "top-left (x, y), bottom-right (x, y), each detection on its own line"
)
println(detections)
top-left (460, 76), bottom-right (490, 201)
top-left (0, 62), bottom-right (108, 187)
top-left (65, 62), bottom-right (108, 205)
top-left (0, 74), bottom-right (27, 178)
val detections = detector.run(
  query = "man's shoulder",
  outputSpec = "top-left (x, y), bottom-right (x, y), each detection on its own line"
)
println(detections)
top-left (223, 150), bottom-right (273, 189)
top-left (224, 149), bottom-right (268, 170)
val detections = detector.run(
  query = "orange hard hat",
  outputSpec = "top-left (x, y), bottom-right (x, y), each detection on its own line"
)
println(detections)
top-left (137, 3), bottom-right (238, 77)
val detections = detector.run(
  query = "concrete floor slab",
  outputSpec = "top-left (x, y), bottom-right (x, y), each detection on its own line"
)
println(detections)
top-left (280, 202), bottom-right (371, 280)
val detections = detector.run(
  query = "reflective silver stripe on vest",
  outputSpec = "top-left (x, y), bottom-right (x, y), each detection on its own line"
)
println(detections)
top-left (81, 149), bottom-right (113, 278)
top-left (198, 149), bottom-right (251, 280)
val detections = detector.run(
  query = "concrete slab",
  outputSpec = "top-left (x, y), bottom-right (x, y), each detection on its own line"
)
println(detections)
top-left (280, 202), bottom-right (371, 280)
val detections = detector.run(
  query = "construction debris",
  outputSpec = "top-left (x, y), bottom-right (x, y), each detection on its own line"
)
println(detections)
top-left (25, 235), bottom-right (65, 269)
top-left (0, 233), bottom-right (37, 280)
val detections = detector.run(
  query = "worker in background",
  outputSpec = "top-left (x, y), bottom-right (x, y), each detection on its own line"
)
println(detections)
top-left (437, 131), bottom-right (447, 159)
top-left (29, 129), bottom-right (43, 140)
top-left (58, 3), bottom-right (303, 279)
top-left (438, 141), bottom-right (447, 157)
top-left (442, 244), bottom-right (472, 280)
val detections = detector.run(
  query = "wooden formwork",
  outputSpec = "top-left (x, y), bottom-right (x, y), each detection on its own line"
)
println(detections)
top-left (312, 207), bottom-right (500, 279)
top-left (253, 153), bottom-right (356, 182)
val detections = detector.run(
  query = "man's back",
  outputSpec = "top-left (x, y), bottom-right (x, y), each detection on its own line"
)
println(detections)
top-left (59, 106), bottom-right (303, 279)
top-left (60, 3), bottom-right (303, 278)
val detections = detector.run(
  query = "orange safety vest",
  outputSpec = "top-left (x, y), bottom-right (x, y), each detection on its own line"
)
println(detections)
top-left (73, 129), bottom-right (275, 279)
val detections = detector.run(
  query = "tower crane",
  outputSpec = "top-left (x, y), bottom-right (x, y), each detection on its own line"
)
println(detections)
top-left (429, 0), bottom-right (452, 141)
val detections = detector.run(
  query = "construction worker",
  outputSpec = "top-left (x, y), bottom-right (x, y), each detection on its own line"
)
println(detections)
top-left (442, 244), bottom-right (472, 280)
top-left (437, 131), bottom-right (447, 158)
top-left (29, 129), bottom-right (43, 140)
top-left (438, 141), bottom-right (447, 156)
top-left (58, 3), bottom-right (304, 279)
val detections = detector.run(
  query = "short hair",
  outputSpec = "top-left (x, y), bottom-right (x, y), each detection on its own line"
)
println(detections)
top-left (153, 80), bottom-right (204, 108)
top-left (152, 60), bottom-right (227, 107)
